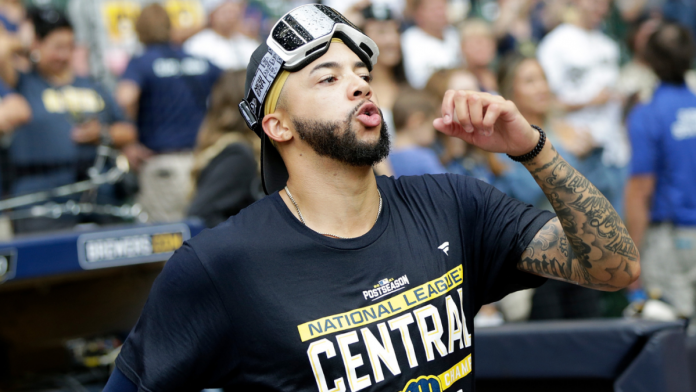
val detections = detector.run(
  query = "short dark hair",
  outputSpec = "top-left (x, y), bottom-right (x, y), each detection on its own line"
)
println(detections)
top-left (136, 4), bottom-right (171, 45)
top-left (29, 8), bottom-right (73, 40)
top-left (644, 22), bottom-right (695, 84)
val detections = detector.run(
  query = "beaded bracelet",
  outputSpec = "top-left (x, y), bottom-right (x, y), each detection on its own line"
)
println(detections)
top-left (507, 125), bottom-right (546, 163)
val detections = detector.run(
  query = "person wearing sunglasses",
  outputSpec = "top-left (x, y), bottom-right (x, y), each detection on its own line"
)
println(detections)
top-left (106, 5), bottom-right (640, 392)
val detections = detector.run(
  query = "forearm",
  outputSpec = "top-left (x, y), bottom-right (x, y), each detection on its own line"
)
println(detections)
top-left (624, 177), bottom-right (655, 250)
top-left (624, 195), bottom-right (649, 250)
top-left (0, 94), bottom-right (30, 131)
top-left (109, 122), bottom-right (137, 147)
top-left (0, 35), bottom-right (23, 88)
top-left (519, 140), bottom-right (640, 290)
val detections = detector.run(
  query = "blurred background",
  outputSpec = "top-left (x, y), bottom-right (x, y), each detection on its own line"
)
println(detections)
top-left (0, 0), bottom-right (694, 390)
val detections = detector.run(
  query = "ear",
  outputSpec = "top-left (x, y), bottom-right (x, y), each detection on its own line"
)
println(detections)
top-left (262, 111), bottom-right (293, 144)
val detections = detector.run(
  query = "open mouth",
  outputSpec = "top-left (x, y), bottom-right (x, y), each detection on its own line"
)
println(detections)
top-left (356, 102), bottom-right (381, 128)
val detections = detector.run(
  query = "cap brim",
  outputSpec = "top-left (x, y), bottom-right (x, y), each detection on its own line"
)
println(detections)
top-left (260, 133), bottom-right (289, 195)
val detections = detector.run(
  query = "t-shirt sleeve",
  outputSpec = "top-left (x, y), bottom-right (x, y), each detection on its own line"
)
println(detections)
top-left (457, 175), bottom-right (554, 306)
top-left (627, 105), bottom-right (658, 176)
top-left (121, 57), bottom-right (147, 88)
top-left (116, 243), bottom-right (237, 391)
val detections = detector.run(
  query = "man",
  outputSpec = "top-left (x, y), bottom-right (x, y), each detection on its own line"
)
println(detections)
top-left (182, 0), bottom-right (258, 70)
top-left (537, 0), bottom-right (629, 214)
top-left (625, 22), bottom-right (696, 318)
top-left (106, 5), bottom-right (639, 391)
top-left (116, 4), bottom-right (221, 222)
top-left (401, 0), bottom-right (461, 89)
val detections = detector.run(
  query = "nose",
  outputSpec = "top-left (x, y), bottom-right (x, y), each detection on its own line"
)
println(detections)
top-left (348, 74), bottom-right (372, 100)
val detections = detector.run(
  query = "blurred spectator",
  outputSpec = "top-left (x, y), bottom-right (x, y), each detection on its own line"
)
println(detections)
top-left (116, 4), bottom-right (221, 222)
top-left (460, 18), bottom-right (498, 92)
top-left (625, 22), bottom-right (696, 318)
top-left (495, 54), bottom-right (591, 213)
top-left (188, 70), bottom-right (259, 228)
top-left (356, 3), bottom-right (406, 177)
top-left (537, 0), bottom-right (629, 215)
top-left (425, 68), bottom-right (494, 183)
top-left (358, 3), bottom-right (407, 139)
top-left (495, 53), bottom-right (600, 320)
top-left (492, 0), bottom-right (538, 56)
top-left (325, 0), bottom-right (405, 20)
top-left (0, 9), bottom-right (135, 233)
top-left (389, 88), bottom-right (446, 177)
top-left (183, 0), bottom-right (258, 70)
top-left (401, 0), bottom-right (462, 89)
top-left (617, 15), bottom-right (660, 109)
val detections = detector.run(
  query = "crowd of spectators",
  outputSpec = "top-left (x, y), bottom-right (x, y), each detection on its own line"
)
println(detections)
top-left (0, 0), bottom-right (694, 324)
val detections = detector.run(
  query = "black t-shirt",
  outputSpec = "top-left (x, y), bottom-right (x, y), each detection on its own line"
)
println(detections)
top-left (117, 174), bottom-right (554, 392)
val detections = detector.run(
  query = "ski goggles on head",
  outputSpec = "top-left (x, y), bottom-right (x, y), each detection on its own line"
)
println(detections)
top-left (238, 3), bottom-right (379, 131)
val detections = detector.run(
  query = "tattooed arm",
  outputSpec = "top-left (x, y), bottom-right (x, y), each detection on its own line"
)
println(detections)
top-left (518, 141), bottom-right (641, 291)
top-left (433, 90), bottom-right (640, 291)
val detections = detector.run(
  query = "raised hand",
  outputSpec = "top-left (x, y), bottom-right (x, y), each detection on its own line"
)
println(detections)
top-left (433, 90), bottom-right (539, 157)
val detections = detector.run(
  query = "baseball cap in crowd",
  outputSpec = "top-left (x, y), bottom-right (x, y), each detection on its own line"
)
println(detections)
top-left (239, 4), bottom-right (380, 195)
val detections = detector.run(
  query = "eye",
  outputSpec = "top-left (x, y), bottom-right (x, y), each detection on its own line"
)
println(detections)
top-left (320, 75), bottom-right (337, 84)
top-left (361, 74), bottom-right (373, 83)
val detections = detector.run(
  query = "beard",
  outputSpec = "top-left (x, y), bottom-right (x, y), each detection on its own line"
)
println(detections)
top-left (292, 104), bottom-right (391, 167)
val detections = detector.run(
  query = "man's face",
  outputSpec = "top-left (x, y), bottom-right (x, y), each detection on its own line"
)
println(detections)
top-left (280, 43), bottom-right (390, 167)
top-left (576, 0), bottom-right (611, 29)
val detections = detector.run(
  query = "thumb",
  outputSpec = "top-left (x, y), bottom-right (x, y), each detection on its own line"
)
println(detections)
top-left (434, 118), bottom-right (456, 136)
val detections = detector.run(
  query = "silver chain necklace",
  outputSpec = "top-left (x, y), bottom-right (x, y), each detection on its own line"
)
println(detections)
top-left (284, 186), bottom-right (382, 240)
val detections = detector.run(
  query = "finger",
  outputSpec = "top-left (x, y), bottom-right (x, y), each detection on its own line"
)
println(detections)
top-left (440, 90), bottom-right (456, 125)
top-left (433, 118), bottom-right (454, 135)
top-left (467, 94), bottom-right (484, 132)
top-left (482, 103), bottom-right (501, 136)
top-left (454, 92), bottom-right (473, 133)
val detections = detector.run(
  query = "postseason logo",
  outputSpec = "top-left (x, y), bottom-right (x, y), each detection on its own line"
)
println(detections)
top-left (363, 275), bottom-right (410, 301)
top-left (77, 224), bottom-right (190, 270)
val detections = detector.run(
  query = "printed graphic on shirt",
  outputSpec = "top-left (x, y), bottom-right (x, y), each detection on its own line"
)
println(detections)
top-left (152, 57), bottom-right (210, 78)
top-left (438, 242), bottom-right (450, 256)
top-left (363, 275), bottom-right (410, 301)
top-left (42, 87), bottom-right (105, 114)
top-left (401, 355), bottom-right (471, 391)
top-left (672, 108), bottom-right (696, 140)
top-left (301, 265), bottom-right (473, 392)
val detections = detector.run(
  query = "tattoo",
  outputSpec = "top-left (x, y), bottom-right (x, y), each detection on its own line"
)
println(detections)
top-left (518, 151), bottom-right (639, 290)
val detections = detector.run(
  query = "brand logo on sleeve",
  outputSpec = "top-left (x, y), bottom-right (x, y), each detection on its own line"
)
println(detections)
top-left (363, 275), bottom-right (410, 301)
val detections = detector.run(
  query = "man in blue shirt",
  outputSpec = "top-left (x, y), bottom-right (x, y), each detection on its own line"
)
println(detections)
top-left (116, 4), bottom-right (221, 222)
top-left (0, 9), bottom-right (136, 233)
top-left (625, 22), bottom-right (696, 318)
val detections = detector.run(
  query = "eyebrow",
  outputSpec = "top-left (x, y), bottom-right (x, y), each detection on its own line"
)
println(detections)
top-left (309, 61), bottom-right (369, 75)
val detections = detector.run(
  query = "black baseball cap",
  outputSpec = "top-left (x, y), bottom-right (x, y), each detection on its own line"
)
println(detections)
top-left (243, 42), bottom-right (289, 196)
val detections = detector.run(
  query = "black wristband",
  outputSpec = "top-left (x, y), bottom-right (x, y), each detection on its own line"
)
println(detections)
top-left (506, 125), bottom-right (546, 163)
